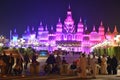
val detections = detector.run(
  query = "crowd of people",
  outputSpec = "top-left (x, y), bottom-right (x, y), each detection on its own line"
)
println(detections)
top-left (45, 52), bottom-right (119, 79)
top-left (0, 51), bottom-right (34, 77)
top-left (0, 50), bottom-right (119, 79)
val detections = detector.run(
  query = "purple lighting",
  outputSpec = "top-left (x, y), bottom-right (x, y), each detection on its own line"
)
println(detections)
top-left (9, 5), bottom-right (119, 54)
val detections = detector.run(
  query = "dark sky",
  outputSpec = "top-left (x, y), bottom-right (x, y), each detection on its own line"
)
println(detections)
top-left (0, 0), bottom-right (120, 38)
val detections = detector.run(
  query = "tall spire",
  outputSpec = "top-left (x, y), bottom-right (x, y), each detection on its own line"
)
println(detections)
top-left (58, 17), bottom-right (61, 23)
top-left (85, 26), bottom-right (87, 31)
top-left (114, 25), bottom-right (118, 32)
top-left (67, 4), bottom-right (72, 15)
top-left (45, 24), bottom-right (48, 31)
top-left (107, 27), bottom-right (110, 32)
top-left (51, 25), bottom-right (53, 30)
top-left (32, 27), bottom-right (34, 31)
top-left (93, 25), bottom-right (96, 31)
top-left (14, 28), bottom-right (17, 33)
top-left (40, 22), bottom-right (42, 26)
top-left (68, 4), bottom-right (71, 10)
top-left (10, 30), bottom-right (12, 40)
top-left (79, 17), bottom-right (82, 23)
top-left (100, 21), bottom-right (103, 26)
top-left (27, 26), bottom-right (30, 32)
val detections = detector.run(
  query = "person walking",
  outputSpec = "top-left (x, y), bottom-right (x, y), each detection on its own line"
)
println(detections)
top-left (91, 55), bottom-right (97, 78)
top-left (23, 53), bottom-right (30, 70)
top-left (111, 56), bottom-right (118, 75)
top-left (8, 53), bottom-right (14, 74)
top-left (78, 54), bottom-right (87, 78)
top-left (101, 55), bottom-right (107, 75)
top-left (107, 56), bottom-right (112, 75)
top-left (2, 52), bottom-right (9, 75)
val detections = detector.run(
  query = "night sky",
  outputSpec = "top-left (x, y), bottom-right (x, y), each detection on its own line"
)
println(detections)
top-left (0, 0), bottom-right (120, 38)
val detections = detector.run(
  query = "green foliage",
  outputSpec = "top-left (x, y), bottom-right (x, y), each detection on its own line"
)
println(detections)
top-left (93, 46), bottom-right (120, 60)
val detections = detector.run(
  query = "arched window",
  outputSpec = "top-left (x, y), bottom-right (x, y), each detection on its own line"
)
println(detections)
top-left (67, 34), bottom-right (72, 40)
top-left (61, 35), bottom-right (64, 40)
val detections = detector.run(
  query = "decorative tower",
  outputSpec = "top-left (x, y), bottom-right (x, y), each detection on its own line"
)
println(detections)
top-left (82, 26), bottom-right (90, 54)
top-left (45, 24), bottom-right (48, 31)
top-left (37, 22), bottom-right (44, 40)
top-left (90, 26), bottom-right (100, 46)
top-left (98, 21), bottom-right (105, 41)
top-left (12, 28), bottom-right (18, 42)
top-left (76, 17), bottom-right (84, 41)
top-left (77, 18), bottom-right (84, 33)
top-left (105, 27), bottom-right (112, 40)
top-left (49, 25), bottom-right (56, 51)
top-left (30, 27), bottom-right (36, 39)
top-left (56, 18), bottom-right (62, 33)
top-left (64, 5), bottom-right (75, 33)
top-left (113, 25), bottom-right (118, 36)
top-left (56, 18), bottom-right (62, 41)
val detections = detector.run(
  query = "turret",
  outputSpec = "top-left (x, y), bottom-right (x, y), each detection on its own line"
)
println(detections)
top-left (84, 26), bottom-right (89, 34)
top-left (98, 21), bottom-right (105, 41)
top-left (106, 27), bottom-right (111, 35)
top-left (26, 26), bottom-right (30, 33)
top-left (51, 25), bottom-right (54, 31)
top-left (37, 22), bottom-right (44, 39)
top-left (56, 18), bottom-right (62, 32)
top-left (30, 27), bottom-right (36, 39)
top-left (113, 25), bottom-right (118, 36)
top-left (92, 25), bottom-right (96, 32)
top-left (105, 27), bottom-right (112, 40)
top-left (31, 27), bottom-right (36, 34)
top-left (45, 24), bottom-right (48, 31)
top-left (77, 17), bottom-right (84, 33)
top-left (12, 28), bottom-right (18, 41)
top-left (38, 22), bottom-right (44, 31)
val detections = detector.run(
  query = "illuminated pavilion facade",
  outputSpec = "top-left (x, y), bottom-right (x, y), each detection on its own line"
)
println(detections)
top-left (9, 6), bottom-right (119, 54)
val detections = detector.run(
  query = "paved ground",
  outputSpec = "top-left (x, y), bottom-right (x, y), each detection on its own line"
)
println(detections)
top-left (1, 74), bottom-right (120, 80)
top-left (1, 56), bottom-right (120, 80)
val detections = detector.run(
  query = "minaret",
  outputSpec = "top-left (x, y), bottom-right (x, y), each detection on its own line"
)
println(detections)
top-left (31, 27), bottom-right (35, 33)
top-left (56, 17), bottom-right (62, 32)
top-left (45, 24), bottom-right (48, 31)
top-left (51, 25), bottom-right (54, 31)
top-left (12, 28), bottom-right (18, 41)
top-left (77, 17), bottom-right (84, 34)
top-left (84, 26), bottom-right (89, 34)
top-left (113, 25), bottom-right (118, 35)
top-left (38, 22), bottom-right (44, 31)
top-left (106, 27), bottom-right (111, 35)
top-left (106, 27), bottom-right (112, 40)
top-left (10, 30), bottom-right (12, 41)
top-left (27, 26), bottom-right (30, 33)
top-left (98, 21), bottom-right (105, 41)
top-left (93, 25), bottom-right (96, 31)
top-left (13, 28), bottom-right (18, 37)
top-left (31, 26), bottom-right (36, 39)
top-left (37, 22), bottom-right (44, 39)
